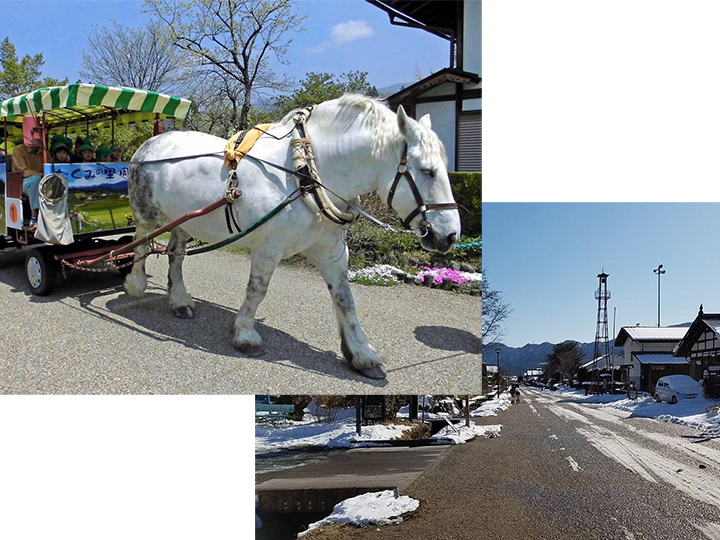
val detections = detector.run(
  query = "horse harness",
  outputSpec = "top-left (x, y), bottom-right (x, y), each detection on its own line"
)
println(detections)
top-left (223, 108), bottom-right (457, 234)
top-left (386, 144), bottom-right (459, 231)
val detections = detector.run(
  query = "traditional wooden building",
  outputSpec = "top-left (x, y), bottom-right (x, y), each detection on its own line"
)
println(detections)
top-left (673, 306), bottom-right (720, 397)
top-left (614, 326), bottom-right (689, 392)
top-left (367, 0), bottom-right (482, 171)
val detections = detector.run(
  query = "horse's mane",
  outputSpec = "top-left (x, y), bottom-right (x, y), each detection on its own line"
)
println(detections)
top-left (280, 94), bottom-right (446, 165)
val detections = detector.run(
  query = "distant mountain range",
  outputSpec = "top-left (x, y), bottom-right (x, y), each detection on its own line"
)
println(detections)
top-left (495, 322), bottom-right (692, 375)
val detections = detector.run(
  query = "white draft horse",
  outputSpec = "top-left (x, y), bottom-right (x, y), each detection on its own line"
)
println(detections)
top-left (124, 95), bottom-right (461, 379)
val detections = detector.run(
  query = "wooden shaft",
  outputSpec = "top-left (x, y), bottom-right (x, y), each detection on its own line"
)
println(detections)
top-left (78, 197), bottom-right (228, 267)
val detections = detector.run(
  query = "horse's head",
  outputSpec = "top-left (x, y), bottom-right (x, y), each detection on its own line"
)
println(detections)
top-left (381, 106), bottom-right (461, 253)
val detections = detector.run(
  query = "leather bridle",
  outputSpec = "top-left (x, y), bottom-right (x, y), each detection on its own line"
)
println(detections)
top-left (386, 144), bottom-right (458, 231)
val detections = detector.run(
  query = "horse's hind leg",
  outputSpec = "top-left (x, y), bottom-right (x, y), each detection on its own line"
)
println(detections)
top-left (231, 249), bottom-right (281, 356)
top-left (167, 227), bottom-right (195, 319)
top-left (123, 220), bottom-right (155, 297)
top-left (303, 238), bottom-right (387, 380)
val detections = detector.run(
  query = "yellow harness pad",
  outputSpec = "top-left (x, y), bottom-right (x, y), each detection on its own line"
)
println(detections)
top-left (224, 123), bottom-right (275, 170)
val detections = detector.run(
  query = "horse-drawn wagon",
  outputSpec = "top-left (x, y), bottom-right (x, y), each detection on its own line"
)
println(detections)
top-left (2, 87), bottom-right (463, 379)
top-left (0, 83), bottom-right (190, 294)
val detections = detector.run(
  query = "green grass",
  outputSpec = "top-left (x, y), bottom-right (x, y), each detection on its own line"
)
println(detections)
top-left (353, 276), bottom-right (398, 287)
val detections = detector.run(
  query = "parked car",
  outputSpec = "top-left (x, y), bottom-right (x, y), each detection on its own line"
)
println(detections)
top-left (654, 375), bottom-right (702, 404)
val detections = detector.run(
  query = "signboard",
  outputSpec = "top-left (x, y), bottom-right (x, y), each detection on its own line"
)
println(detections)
top-left (42, 163), bottom-right (132, 234)
top-left (44, 163), bottom-right (129, 190)
top-left (362, 396), bottom-right (385, 421)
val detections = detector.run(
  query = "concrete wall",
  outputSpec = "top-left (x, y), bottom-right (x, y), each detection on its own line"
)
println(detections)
top-left (417, 100), bottom-right (456, 171)
top-left (463, 0), bottom-right (482, 74)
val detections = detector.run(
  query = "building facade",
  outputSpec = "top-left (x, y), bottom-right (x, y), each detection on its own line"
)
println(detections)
top-left (368, 0), bottom-right (482, 172)
top-left (673, 307), bottom-right (720, 397)
top-left (614, 326), bottom-right (689, 392)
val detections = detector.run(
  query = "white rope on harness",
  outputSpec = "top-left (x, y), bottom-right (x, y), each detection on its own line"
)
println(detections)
top-left (290, 110), bottom-right (359, 225)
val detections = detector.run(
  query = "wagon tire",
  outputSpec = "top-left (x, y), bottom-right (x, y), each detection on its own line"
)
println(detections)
top-left (25, 248), bottom-right (57, 296)
top-left (671, 395), bottom-right (678, 404)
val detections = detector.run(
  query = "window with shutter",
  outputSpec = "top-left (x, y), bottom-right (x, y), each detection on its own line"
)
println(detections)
top-left (457, 112), bottom-right (481, 172)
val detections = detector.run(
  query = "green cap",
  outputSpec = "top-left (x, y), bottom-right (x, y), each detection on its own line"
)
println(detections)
top-left (78, 143), bottom-right (94, 153)
top-left (96, 145), bottom-right (112, 160)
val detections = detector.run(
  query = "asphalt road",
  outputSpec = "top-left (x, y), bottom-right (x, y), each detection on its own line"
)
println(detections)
top-left (0, 248), bottom-right (480, 394)
top-left (306, 390), bottom-right (720, 540)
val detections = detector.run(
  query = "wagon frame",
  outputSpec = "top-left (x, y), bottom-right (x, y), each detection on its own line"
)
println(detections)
top-left (0, 83), bottom-right (192, 295)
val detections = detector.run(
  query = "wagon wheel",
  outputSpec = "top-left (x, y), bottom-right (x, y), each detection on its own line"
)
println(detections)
top-left (25, 247), bottom-right (57, 296)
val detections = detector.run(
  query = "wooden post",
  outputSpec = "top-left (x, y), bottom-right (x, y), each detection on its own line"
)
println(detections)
top-left (465, 395), bottom-right (470, 427)
top-left (108, 208), bottom-right (116, 229)
top-left (355, 396), bottom-right (362, 436)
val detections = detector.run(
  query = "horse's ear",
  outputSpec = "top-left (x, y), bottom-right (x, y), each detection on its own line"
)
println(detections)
top-left (418, 114), bottom-right (432, 130)
top-left (397, 105), bottom-right (420, 142)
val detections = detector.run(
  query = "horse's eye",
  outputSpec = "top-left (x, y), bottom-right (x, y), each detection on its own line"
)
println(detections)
top-left (420, 168), bottom-right (435, 178)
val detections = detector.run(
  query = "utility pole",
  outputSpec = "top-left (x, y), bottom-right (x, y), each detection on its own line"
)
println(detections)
top-left (495, 346), bottom-right (501, 399)
top-left (653, 264), bottom-right (665, 327)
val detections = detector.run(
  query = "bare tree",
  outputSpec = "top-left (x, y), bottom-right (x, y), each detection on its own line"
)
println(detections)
top-left (80, 20), bottom-right (186, 93)
top-left (482, 272), bottom-right (512, 352)
top-left (144, 0), bottom-right (305, 130)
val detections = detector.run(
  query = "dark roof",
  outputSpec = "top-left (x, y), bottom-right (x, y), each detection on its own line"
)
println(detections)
top-left (674, 311), bottom-right (720, 356)
top-left (365, 0), bottom-right (460, 41)
top-left (386, 67), bottom-right (480, 105)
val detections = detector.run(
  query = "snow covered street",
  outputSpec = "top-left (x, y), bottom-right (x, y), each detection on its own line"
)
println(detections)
top-left (519, 387), bottom-right (720, 539)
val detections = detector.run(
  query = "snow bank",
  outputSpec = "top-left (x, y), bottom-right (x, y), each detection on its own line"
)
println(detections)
top-left (471, 395), bottom-right (512, 417)
top-left (298, 490), bottom-right (419, 537)
top-left (256, 418), bottom-right (412, 453)
top-left (604, 396), bottom-right (720, 434)
top-left (431, 421), bottom-right (502, 445)
top-left (555, 387), bottom-right (720, 434)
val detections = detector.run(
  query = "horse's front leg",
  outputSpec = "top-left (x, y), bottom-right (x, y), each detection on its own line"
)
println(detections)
top-left (304, 241), bottom-right (387, 379)
top-left (167, 227), bottom-right (195, 319)
top-left (231, 250), bottom-right (280, 356)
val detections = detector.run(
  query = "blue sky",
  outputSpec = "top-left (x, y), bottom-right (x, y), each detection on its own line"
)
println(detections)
top-left (484, 204), bottom-right (720, 347)
top-left (1, 0), bottom-right (451, 92)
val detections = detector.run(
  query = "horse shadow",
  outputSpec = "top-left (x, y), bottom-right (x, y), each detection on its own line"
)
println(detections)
top-left (386, 325), bottom-right (481, 374)
top-left (45, 278), bottom-right (386, 385)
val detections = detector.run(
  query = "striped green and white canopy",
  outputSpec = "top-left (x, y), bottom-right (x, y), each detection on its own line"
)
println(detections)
top-left (0, 83), bottom-right (191, 128)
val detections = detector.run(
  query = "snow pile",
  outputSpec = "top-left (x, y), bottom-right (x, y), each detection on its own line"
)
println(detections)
top-left (431, 421), bottom-right (502, 445)
top-left (256, 416), bottom-right (412, 453)
top-left (298, 490), bottom-right (419, 537)
top-left (603, 396), bottom-right (720, 434)
top-left (471, 395), bottom-right (512, 417)
top-left (348, 265), bottom-right (404, 284)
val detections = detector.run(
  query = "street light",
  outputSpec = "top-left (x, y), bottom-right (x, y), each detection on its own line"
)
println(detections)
top-left (495, 346), bottom-right (501, 399)
top-left (653, 264), bottom-right (666, 327)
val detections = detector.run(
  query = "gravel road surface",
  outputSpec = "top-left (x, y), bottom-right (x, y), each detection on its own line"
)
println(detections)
top-left (0, 248), bottom-right (480, 394)
top-left (306, 389), bottom-right (720, 540)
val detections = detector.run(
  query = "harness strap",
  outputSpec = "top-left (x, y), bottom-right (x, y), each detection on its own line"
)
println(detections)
top-left (387, 144), bottom-right (459, 229)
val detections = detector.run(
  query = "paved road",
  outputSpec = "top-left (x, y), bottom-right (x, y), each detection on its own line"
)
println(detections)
top-left (0, 248), bottom-right (480, 394)
top-left (306, 390), bottom-right (720, 540)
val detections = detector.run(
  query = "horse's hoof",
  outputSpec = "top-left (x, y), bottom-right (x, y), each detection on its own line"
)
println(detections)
top-left (173, 306), bottom-right (195, 319)
top-left (237, 343), bottom-right (265, 357)
top-left (356, 364), bottom-right (387, 379)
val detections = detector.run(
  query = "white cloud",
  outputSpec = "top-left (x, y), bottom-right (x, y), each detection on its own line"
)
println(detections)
top-left (330, 20), bottom-right (375, 44)
top-left (307, 19), bottom-right (375, 53)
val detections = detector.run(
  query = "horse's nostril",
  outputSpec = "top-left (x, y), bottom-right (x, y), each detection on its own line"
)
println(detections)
top-left (447, 233), bottom-right (457, 245)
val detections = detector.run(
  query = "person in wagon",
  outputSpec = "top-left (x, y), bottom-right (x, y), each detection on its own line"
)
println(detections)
top-left (50, 135), bottom-right (72, 164)
top-left (11, 134), bottom-right (44, 229)
top-left (96, 145), bottom-right (111, 162)
top-left (109, 145), bottom-right (124, 162)
top-left (77, 141), bottom-right (96, 163)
